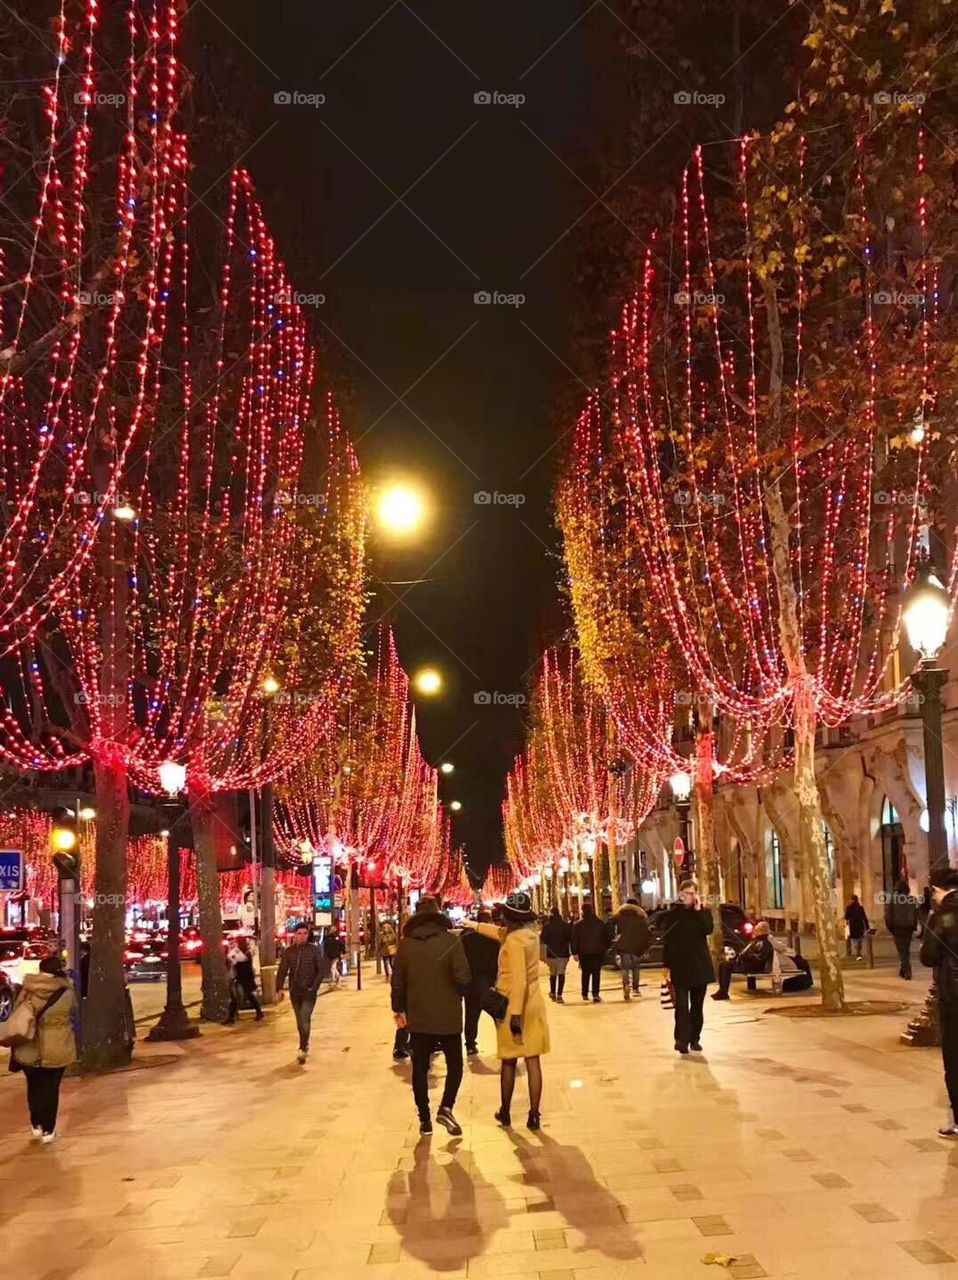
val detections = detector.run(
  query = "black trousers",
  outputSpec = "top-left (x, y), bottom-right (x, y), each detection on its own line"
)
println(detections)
top-left (893, 930), bottom-right (913, 978)
top-left (24, 1065), bottom-right (65, 1135)
top-left (409, 1031), bottom-right (462, 1118)
top-left (941, 1002), bottom-right (958, 1124)
top-left (227, 976), bottom-right (262, 1021)
top-left (579, 953), bottom-right (603, 998)
top-left (673, 984), bottom-right (707, 1048)
top-left (290, 990), bottom-right (317, 1051)
top-left (464, 982), bottom-right (493, 1050)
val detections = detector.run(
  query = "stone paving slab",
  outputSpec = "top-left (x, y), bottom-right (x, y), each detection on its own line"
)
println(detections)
top-left (3, 964), bottom-right (958, 1279)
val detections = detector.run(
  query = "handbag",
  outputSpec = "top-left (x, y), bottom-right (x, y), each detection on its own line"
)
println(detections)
top-left (480, 986), bottom-right (509, 1023)
top-left (0, 985), bottom-right (66, 1049)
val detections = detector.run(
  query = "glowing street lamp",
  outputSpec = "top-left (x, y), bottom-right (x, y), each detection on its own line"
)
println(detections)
top-left (112, 501), bottom-right (136, 522)
top-left (148, 759), bottom-right (197, 1043)
top-left (449, 800), bottom-right (462, 812)
top-left (413, 667), bottom-right (443, 697)
top-left (901, 564), bottom-right (953, 1048)
top-left (439, 762), bottom-right (455, 775)
top-left (375, 481), bottom-right (427, 539)
top-left (51, 825), bottom-right (78, 853)
top-left (158, 759), bottom-right (187, 797)
top-left (261, 673), bottom-right (281, 697)
top-left (670, 769), bottom-right (694, 878)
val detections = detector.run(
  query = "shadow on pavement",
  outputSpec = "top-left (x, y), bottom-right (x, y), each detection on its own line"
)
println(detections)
top-left (507, 1129), bottom-right (644, 1262)
top-left (385, 1133), bottom-right (508, 1271)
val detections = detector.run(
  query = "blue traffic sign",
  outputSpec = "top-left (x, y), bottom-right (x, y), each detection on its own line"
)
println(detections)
top-left (0, 850), bottom-right (24, 893)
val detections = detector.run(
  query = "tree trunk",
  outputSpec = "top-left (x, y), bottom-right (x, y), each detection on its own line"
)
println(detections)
top-left (83, 464), bottom-right (133, 1070)
top-left (83, 756), bottom-right (132, 1069)
top-left (190, 779), bottom-right (230, 1022)
top-left (693, 712), bottom-right (726, 972)
top-left (766, 481), bottom-right (846, 1010)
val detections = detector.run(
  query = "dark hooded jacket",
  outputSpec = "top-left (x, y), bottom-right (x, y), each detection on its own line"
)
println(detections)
top-left (613, 903), bottom-right (651, 958)
top-left (391, 908), bottom-right (472, 1035)
top-left (540, 912), bottom-right (573, 959)
top-left (920, 889), bottom-right (958, 1008)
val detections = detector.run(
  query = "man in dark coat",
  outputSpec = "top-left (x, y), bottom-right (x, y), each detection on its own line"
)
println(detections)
top-left (571, 902), bottom-right (611, 1003)
top-left (612, 898), bottom-right (651, 1000)
top-left (391, 897), bottom-right (472, 1136)
top-left (660, 882), bottom-right (715, 1054)
top-left (919, 869), bottom-right (958, 1138)
top-left (541, 906), bottom-right (573, 1001)
top-left (844, 894), bottom-right (869, 958)
top-left (885, 879), bottom-right (919, 979)
top-left (277, 923), bottom-right (330, 1063)
top-left (460, 909), bottom-right (500, 1055)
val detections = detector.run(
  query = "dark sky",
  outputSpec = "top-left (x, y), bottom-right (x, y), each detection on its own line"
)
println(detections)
top-left (194, 2), bottom-right (615, 873)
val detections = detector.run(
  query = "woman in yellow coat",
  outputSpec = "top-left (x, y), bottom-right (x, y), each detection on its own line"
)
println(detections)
top-left (463, 890), bottom-right (549, 1130)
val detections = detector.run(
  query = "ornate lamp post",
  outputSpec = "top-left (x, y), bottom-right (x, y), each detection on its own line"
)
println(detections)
top-left (670, 770), bottom-right (694, 881)
top-left (147, 761), bottom-right (199, 1042)
top-left (901, 563), bottom-right (952, 1048)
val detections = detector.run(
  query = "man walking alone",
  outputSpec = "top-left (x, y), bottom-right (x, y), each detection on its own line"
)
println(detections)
top-left (277, 923), bottom-right (329, 1064)
top-left (571, 902), bottom-right (610, 1003)
top-left (391, 897), bottom-right (472, 1136)
top-left (461, 908), bottom-right (500, 1055)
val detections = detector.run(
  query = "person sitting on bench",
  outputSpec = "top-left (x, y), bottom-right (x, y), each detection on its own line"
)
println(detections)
top-left (712, 922), bottom-right (812, 998)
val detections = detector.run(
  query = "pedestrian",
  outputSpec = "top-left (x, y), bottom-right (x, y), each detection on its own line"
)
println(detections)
top-left (391, 896), bottom-right (472, 1136)
top-left (918, 868), bottom-right (958, 1138)
top-left (844, 894), bottom-right (869, 958)
top-left (884, 878), bottom-right (919, 979)
top-left (224, 935), bottom-right (264, 1023)
top-left (323, 926), bottom-right (345, 988)
top-left (463, 890), bottom-right (550, 1131)
top-left (378, 918), bottom-right (398, 979)
top-left (918, 885), bottom-right (934, 937)
top-left (660, 881), bottom-right (715, 1054)
top-left (540, 906), bottom-right (573, 1002)
top-left (571, 901), bottom-right (610, 1002)
top-left (612, 897), bottom-right (651, 1000)
top-left (277, 922), bottom-right (329, 1063)
top-left (460, 909), bottom-right (500, 1055)
top-left (7, 953), bottom-right (77, 1142)
top-left (711, 921), bottom-right (812, 997)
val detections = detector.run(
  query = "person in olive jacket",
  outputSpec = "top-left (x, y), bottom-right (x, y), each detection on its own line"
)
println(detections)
top-left (391, 897), bottom-right (472, 1136)
top-left (660, 881), bottom-right (715, 1054)
top-left (920, 868), bottom-right (958, 1137)
top-left (11, 953), bottom-right (77, 1142)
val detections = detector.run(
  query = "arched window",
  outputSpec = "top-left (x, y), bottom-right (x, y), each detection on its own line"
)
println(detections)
top-left (880, 798), bottom-right (904, 892)
top-left (769, 830), bottom-right (784, 910)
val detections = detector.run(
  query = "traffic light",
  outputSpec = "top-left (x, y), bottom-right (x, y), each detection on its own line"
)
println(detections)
top-left (50, 807), bottom-right (78, 876)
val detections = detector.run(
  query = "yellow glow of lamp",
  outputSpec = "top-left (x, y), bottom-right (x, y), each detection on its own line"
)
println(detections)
top-left (376, 482), bottom-right (427, 538)
top-left (261, 673), bottom-right (281, 697)
top-left (449, 800), bottom-right (462, 812)
top-left (413, 667), bottom-right (442, 696)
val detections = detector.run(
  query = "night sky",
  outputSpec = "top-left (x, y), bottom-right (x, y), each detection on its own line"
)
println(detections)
top-left (194, 2), bottom-right (618, 873)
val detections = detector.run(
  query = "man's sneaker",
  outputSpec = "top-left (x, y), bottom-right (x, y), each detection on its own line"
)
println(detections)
top-left (30, 1125), bottom-right (42, 1140)
top-left (690, 1041), bottom-right (703, 1052)
top-left (675, 1044), bottom-right (689, 1055)
top-left (623, 989), bottom-right (631, 1002)
top-left (393, 1049), bottom-right (410, 1061)
top-left (593, 995), bottom-right (602, 1004)
top-left (711, 991), bottom-right (730, 1001)
top-left (41, 1131), bottom-right (56, 1144)
top-left (419, 1115), bottom-right (433, 1135)
top-left (465, 1045), bottom-right (478, 1057)
top-left (556, 994), bottom-right (565, 1003)
top-left (436, 1106), bottom-right (463, 1136)
top-left (297, 1049), bottom-right (307, 1064)
top-left (938, 1123), bottom-right (958, 1138)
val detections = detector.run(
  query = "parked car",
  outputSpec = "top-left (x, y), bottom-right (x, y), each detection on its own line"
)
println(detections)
top-left (0, 970), bottom-right (14, 1021)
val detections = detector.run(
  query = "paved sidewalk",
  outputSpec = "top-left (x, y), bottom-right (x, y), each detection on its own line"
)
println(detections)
top-left (2, 965), bottom-right (957, 1280)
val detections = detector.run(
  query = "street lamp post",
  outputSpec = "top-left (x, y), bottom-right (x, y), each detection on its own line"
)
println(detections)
top-left (670, 770), bottom-right (694, 881)
top-left (147, 761), bottom-right (199, 1042)
top-left (901, 564), bottom-right (951, 1048)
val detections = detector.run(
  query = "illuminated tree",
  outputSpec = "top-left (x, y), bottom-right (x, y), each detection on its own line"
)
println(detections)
top-left (561, 1), bottom-right (958, 1008)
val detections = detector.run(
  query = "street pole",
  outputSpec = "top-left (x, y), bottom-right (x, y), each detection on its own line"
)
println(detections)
top-left (259, 782), bottom-right (277, 1004)
top-left (678, 802), bottom-right (693, 880)
top-left (148, 812), bottom-right (199, 1041)
top-left (902, 663), bottom-right (948, 1047)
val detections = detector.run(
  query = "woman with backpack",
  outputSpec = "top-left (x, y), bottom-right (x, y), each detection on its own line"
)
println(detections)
top-left (4, 953), bottom-right (77, 1142)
